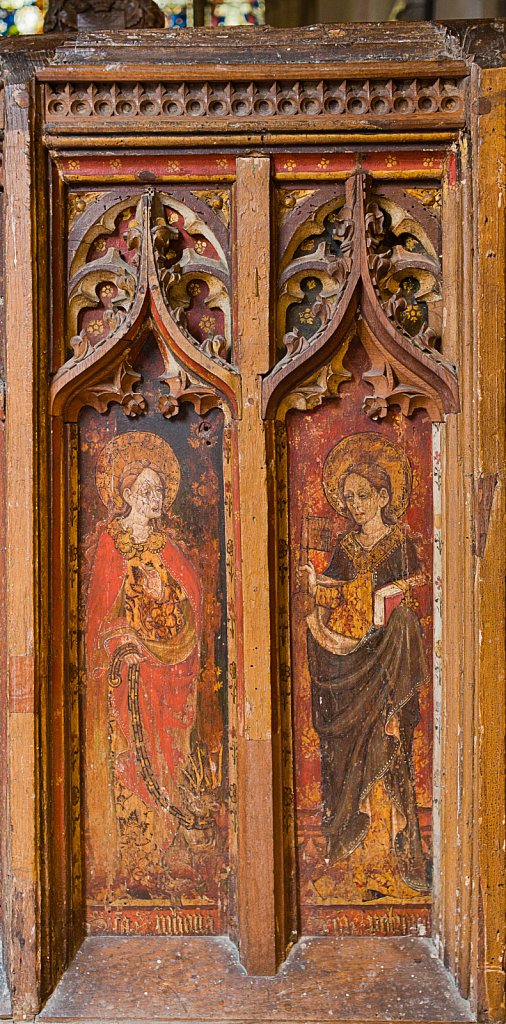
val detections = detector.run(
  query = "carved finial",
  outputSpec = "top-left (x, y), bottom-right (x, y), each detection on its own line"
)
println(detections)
top-left (44, 0), bottom-right (164, 32)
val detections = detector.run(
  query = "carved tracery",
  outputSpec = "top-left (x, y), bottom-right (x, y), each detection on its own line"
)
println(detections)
top-left (265, 172), bottom-right (458, 422)
top-left (52, 188), bottom-right (238, 422)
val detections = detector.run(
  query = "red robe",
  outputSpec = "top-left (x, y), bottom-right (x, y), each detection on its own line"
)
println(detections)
top-left (84, 526), bottom-right (202, 891)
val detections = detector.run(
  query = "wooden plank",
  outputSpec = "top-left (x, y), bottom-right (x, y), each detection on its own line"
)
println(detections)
top-left (472, 65), bottom-right (506, 1024)
top-left (439, 140), bottom-right (479, 1005)
top-left (234, 155), bottom-right (277, 976)
top-left (3, 77), bottom-right (41, 1017)
top-left (38, 935), bottom-right (473, 1023)
top-left (35, 60), bottom-right (470, 81)
top-left (43, 132), bottom-right (460, 149)
top-left (0, 188), bottom-right (7, 1015)
top-left (41, 117), bottom-right (466, 136)
top-left (453, 139), bottom-right (477, 1009)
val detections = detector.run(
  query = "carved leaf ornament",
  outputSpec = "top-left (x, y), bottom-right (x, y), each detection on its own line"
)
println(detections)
top-left (52, 174), bottom-right (458, 426)
top-left (52, 188), bottom-right (238, 422)
top-left (265, 171), bottom-right (459, 422)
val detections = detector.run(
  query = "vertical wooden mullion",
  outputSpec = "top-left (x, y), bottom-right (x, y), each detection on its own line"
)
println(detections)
top-left (440, 142), bottom-right (476, 997)
top-left (234, 155), bottom-right (278, 975)
top-left (270, 417), bottom-right (298, 959)
top-left (455, 135), bottom-right (478, 1004)
top-left (48, 414), bottom-right (70, 985)
top-left (4, 75), bottom-right (41, 1015)
top-left (472, 65), bottom-right (506, 1024)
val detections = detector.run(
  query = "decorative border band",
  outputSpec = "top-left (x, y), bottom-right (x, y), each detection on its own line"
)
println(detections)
top-left (44, 78), bottom-right (466, 127)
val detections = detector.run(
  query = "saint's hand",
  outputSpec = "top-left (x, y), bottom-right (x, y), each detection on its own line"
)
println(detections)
top-left (109, 639), bottom-right (145, 686)
top-left (123, 647), bottom-right (143, 667)
top-left (297, 562), bottom-right (317, 596)
top-left (116, 638), bottom-right (145, 667)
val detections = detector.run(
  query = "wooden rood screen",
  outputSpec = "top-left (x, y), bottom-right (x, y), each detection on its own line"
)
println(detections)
top-left (0, 22), bottom-right (505, 1024)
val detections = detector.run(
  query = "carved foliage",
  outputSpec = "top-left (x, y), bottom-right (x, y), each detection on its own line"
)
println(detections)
top-left (67, 188), bottom-right (232, 367)
top-left (53, 188), bottom-right (235, 422)
top-left (364, 180), bottom-right (442, 355)
top-left (191, 190), bottom-right (231, 227)
top-left (268, 172), bottom-right (458, 422)
top-left (77, 355), bottom-right (147, 419)
top-left (278, 196), bottom-right (354, 363)
top-left (277, 339), bottom-right (352, 418)
top-left (157, 352), bottom-right (218, 420)
top-left (149, 192), bottom-right (231, 364)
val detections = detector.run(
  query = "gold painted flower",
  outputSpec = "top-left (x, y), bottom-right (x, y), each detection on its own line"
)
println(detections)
top-left (301, 726), bottom-right (320, 759)
top-left (317, 158), bottom-right (330, 170)
top-left (384, 155), bottom-right (398, 167)
top-left (68, 159), bottom-right (81, 172)
top-left (403, 304), bottom-right (422, 323)
top-left (166, 160), bottom-right (181, 173)
top-left (94, 238), bottom-right (107, 252)
top-left (306, 279), bottom-right (317, 289)
top-left (86, 318), bottom-right (105, 337)
top-left (405, 236), bottom-right (418, 250)
top-left (100, 283), bottom-right (114, 298)
top-left (299, 781), bottom-right (321, 809)
top-left (283, 159), bottom-right (297, 171)
top-left (109, 159), bottom-right (121, 171)
top-left (168, 211), bottom-right (179, 224)
top-left (423, 156), bottom-right (436, 168)
top-left (188, 281), bottom-right (201, 296)
top-left (198, 314), bottom-right (216, 333)
top-left (69, 195), bottom-right (86, 219)
top-left (299, 308), bottom-right (315, 324)
top-left (194, 239), bottom-right (207, 254)
top-left (216, 158), bottom-right (228, 168)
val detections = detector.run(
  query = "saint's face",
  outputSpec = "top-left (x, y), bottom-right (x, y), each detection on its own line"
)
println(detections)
top-left (124, 467), bottom-right (164, 521)
top-left (342, 472), bottom-right (389, 527)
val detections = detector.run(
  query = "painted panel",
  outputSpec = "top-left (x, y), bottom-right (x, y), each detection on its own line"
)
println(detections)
top-left (288, 342), bottom-right (434, 937)
top-left (79, 339), bottom-right (231, 936)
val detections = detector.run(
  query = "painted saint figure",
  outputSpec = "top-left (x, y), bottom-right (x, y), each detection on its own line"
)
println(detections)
top-left (299, 433), bottom-right (430, 892)
top-left (85, 432), bottom-right (203, 892)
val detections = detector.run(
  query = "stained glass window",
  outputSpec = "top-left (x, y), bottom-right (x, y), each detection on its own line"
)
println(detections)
top-left (154, 0), bottom-right (194, 26)
top-left (205, 0), bottom-right (265, 25)
top-left (5, 0), bottom-right (265, 47)
top-left (0, 0), bottom-right (44, 34)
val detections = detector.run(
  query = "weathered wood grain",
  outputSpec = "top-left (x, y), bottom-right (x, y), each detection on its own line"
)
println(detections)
top-left (234, 155), bottom-right (277, 976)
top-left (471, 64), bottom-right (506, 1024)
top-left (38, 935), bottom-right (474, 1023)
top-left (3, 77), bottom-right (41, 1019)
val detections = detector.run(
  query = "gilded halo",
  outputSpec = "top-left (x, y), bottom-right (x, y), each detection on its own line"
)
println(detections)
top-left (96, 431), bottom-right (181, 512)
top-left (323, 432), bottom-right (412, 519)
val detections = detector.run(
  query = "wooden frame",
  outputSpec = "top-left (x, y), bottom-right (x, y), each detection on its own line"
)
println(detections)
top-left (0, 22), bottom-right (504, 1023)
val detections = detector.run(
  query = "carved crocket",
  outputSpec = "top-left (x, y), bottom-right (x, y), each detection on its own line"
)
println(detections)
top-left (44, 0), bottom-right (164, 32)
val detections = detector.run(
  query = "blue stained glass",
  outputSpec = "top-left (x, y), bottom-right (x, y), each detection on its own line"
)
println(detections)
top-left (205, 0), bottom-right (265, 26)
top-left (153, 0), bottom-right (194, 26)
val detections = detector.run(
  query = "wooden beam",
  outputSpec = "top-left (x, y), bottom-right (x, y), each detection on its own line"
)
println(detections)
top-left (3, 78), bottom-right (41, 1016)
top-left (234, 155), bottom-right (277, 975)
top-left (472, 65), bottom-right (506, 1024)
top-left (35, 60), bottom-right (469, 82)
top-left (439, 139), bottom-right (478, 1005)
